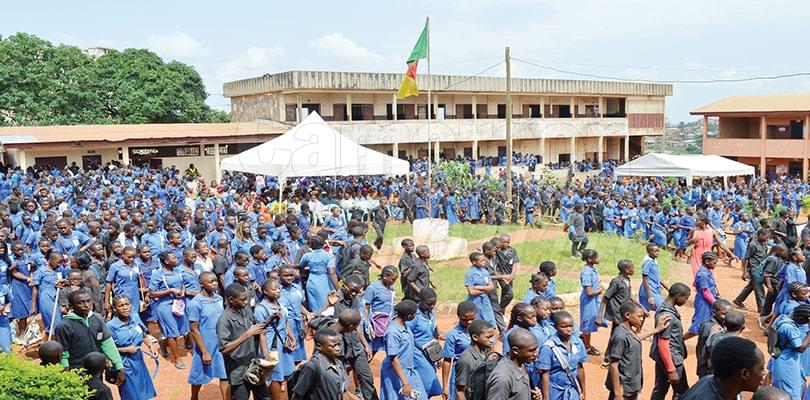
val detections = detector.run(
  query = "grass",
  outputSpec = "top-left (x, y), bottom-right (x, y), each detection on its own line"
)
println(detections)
top-left (369, 222), bottom-right (525, 245)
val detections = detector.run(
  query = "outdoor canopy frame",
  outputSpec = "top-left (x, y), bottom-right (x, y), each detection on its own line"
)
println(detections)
top-left (220, 112), bottom-right (411, 198)
top-left (613, 153), bottom-right (755, 186)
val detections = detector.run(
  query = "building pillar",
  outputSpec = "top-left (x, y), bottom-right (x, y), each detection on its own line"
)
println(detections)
top-left (539, 96), bottom-right (545, 118)
top-left (472, 95), bottom-right (478, 119)
top-left (760, 116), bottom-right (766, 179)
top-left (393, 142), bottom-right (399, 158)
top-left (703, 115), bottom-right (709, 142)
top-left (804, 115), bottom-right (809, 180)
top-left (392, 93), bottom-right (398, 121)
top-left (347, 93), bottom-right (353, 121)
top-left (570, 136), bottom-right (576, 161)
top-left (599, 97), bottom-right (605, 118)
top-left (539, 137), bottom-right (545, 164)
top-left (296, 95), bottom-right (303, 122)
top-left (214, 143), bottom-right (222, 183)
top-left (570, 96), bottom-right (576, 119)
top-left (433, 94), bottom-right (439, 120)
top-left (624, 135), bottom-right (630, 162)
top-left (278, 96), bottom-right (286, 122)
top-left (17, 150), bottom-right (27, 170)
top-left (434, 141), bottom-right (440, 163)
top-left (472, 140), bottom-right (479, 159)
top-left (598, 135), bottom-right (604, 163)
top-left (121, 146), bottom-right (130, 167)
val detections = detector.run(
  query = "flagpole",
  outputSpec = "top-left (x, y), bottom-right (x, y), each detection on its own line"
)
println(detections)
top-left (426, 16), bottom-right (433, 217)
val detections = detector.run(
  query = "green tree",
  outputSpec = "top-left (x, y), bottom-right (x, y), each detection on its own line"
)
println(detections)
top-left (0, 33), bottom-right (230, 126)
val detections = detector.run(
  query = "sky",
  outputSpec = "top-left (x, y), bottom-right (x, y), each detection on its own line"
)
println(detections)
top-left (3, 0), bottom-right (810, 123)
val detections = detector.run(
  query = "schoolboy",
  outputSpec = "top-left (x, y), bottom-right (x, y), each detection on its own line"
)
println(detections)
top-left (650, 282), bottom-right (691, 400)
top-left (456, 320), bottom-right (496, 399)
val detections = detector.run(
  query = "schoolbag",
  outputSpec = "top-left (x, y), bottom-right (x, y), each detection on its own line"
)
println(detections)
top-left (286, 359), bottom-right (316, 396)
top-left (767, 320), bottom-right (785, 359)
top-left (338, 239), bottom-right (356, 272)
top-left (307, 315), bottom-right (337, 332)
top-left (466, 352), bottom-right (503, 400)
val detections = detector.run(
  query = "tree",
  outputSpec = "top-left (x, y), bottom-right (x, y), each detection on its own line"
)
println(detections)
top-left (0, 33), bottom-right (230, 126)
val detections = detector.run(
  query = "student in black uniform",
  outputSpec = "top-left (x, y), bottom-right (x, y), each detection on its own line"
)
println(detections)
top-left (681, 336), bottom-right (765, 400)
top-left (597, 259), bottom-right (634, 365)
top-left (84, 352), bottom-right (114, 400)
top-left (455, 320), bottom-right (496, 399)
top-left (650, 282), bottom-right (691, 400)
top-left (696, 299), bottom-right (732, 378)
top-left (290, 328), bottom-right (350, 400)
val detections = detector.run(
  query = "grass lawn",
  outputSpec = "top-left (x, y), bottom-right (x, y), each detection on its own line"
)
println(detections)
top-left (369, 223), bottom-right (525, 245)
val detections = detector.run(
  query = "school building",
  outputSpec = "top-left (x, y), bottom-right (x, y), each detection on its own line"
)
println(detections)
top-left (223, 70), bottom-right (672, 164)
top-left (0, 122), bottom-right (285, 181)
top-left (692, 93), bottom-right (810, 180)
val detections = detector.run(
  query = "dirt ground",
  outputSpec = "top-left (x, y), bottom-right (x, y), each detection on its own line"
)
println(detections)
top-left (115, 228), bottom-right (766, 400)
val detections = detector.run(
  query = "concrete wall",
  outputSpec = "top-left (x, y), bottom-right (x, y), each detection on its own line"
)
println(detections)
top-left (719, 117), bottom-right (760, 139)
top-left (16, 147), bottom-right (120, 169)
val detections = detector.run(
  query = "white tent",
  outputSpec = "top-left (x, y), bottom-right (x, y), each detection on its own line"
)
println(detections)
top-left (220, 112), bottom-right (410, 180)
top-left (614, 153), bottom-right (754, 184)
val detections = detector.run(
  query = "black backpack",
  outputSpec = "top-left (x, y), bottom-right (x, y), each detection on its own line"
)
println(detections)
top-left (466, 352), bottom-right (503, 400)
top-left (767, 321), bottom-right (783, 359)
top-left (338, 239), bottom-right (356, 272)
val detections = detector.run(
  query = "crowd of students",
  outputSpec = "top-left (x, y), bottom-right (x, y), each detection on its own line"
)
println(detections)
top-left (0, 159), bottom-right (809, 400)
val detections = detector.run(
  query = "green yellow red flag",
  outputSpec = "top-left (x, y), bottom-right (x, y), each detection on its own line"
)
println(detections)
top-left (397, 21), bottom-right (429, 99)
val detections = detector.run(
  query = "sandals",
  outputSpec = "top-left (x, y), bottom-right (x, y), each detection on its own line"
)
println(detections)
top-left (174, 362), bottom-right (187, 370)
top-left (587, 347), bottom-right (601, 356)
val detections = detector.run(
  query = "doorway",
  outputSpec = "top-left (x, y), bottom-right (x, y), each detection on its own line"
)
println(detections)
top-left (82, 155), bottom-right (102, 170)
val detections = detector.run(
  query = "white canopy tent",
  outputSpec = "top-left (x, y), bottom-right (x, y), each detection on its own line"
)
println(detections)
top-left (613, 153), bottom-right (755, 185)
top-left (220, 112), bottom-right (410, 189)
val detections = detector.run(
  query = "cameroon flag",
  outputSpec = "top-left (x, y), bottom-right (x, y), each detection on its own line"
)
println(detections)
top-left (397, 21), bottom-right (429, 99)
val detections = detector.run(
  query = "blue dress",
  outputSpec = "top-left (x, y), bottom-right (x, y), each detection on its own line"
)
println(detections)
top-left (280, 283), bottom-right (307, 362)
top-left (443, 323), bottom-right (471, 400)
top-left (523, 288), bottom-right (549, 305)
top-left (364, 281), bottom-right (395, 352)
top-left (771, 316), bottom-right (805, 399)
top-left (688, 266), bottom-right (718, 334)
top-left (579, 265), bottom-right (601, 334)
top-left (538, 333), bottom-right (588, 400)
top-left (405, 308), bottom-right (442, 397)
top-left (732, 221), bottom-right (754, 259)
top-left (415, 197), bottom-right (428, 219)
top-left (254, 300), bottom-right (294, 381)
top-left (10, 255), bottom-right (33, 320)
top-left (147, 268), bottom-right (188, 338)
top-left (638, 256), bottom-right (663, 311)
top-left (299, 249), bottom-right (335, 313)
top-left (775, 263), bottom-right (807, 313)
top-left (0, 286), bottom-right (11, 352)
top-left (33, 267), bottom-right (61, 334)
top-left (547, 278), bottom-right (557, 299)
top-left (503, 325), bottom-right (547, 387)
top-left (186, 293), bottom-right (227, 384)
top-left (464, 266), bottom-right (496, 327)
top-left (602, 207), bottom-right (616, 234)
top-left (380, 322), bottom-right (426, 400)
top-left (106, 260), bottom-right (143, 316)
top-left (651, 212), bottom-right (668, 246)
top-left (107, 317), bottom-right (157, 400)
top-left (446, 196), bottom-right (459, 224)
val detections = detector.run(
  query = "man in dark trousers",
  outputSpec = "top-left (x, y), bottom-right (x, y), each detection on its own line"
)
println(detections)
top-left (370, 197), bottom-right (390, 250)
top-left (733, 228), bottom-right (769, 313)
top-left (650, 282), bottom-right (691, 400)
top-left (496, 234), bottom-right (520, 314)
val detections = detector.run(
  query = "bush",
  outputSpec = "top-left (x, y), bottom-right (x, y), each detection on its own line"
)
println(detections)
top-left (0, 354), bottom-right (91, 400)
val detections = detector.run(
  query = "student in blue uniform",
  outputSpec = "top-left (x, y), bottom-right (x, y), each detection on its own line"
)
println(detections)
top-left (687, 251), bottom-right (720, 339)
top-left (464, 252), bottom-right (496, 328)
top-left (0, 284), bottom-right (11, 352)
top-left (107, 295), bottom-right (157, 400)
top-left (441, 301), bottom-right (477, 400)
top-left (640, 244), bottom-right (667, 312)
top-left (365, 266), bottom-right (398, 356)
top-left (771, 304), bottom-right (810, 399)
top-left (298, 235), bottom-right (337, 313)
top-left (32, 250), bottom-right (66, 339)
top-left (187, 271), bottom-right (228, 400)
top-left (579, 249), bottom-right (603, 355)
top-left (405, 287), bottom-right (443, 398)
top-left (380, 299), bottom-right (426, 400)
top-left (105, 246), bottom-right (144, 320)
top-left (539, 310), bottom-right (588, 400)
top-left (732, 214), bottom-right (755, 260)
top-left (279, 266), bottom-right (311, 364)
top-left (254, 279), bottom-right (296, 400)
top-left (9, 241), bottom-right (33, 337)
top-left (774, 249), bottom-right (807, 314)
top-left (523, 273), bottom-right (550, 305)
top-left (539, 261), bottom-right (558, 298)
top-left (148, 251), bottom-right (189, 369)
top-left (503, 302), bottom-right (547, 387)
top-left (603, 201), bottom-right (616, 234)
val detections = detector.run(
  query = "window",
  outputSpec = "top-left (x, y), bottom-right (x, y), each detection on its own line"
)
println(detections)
top-left (528, 104), bottom-right (541, 118)
top-left (497, 104), bottom-right (507, 118)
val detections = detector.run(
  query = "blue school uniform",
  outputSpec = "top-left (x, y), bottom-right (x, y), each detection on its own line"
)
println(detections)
top-left (688, 266), bottom-right (718, 334)
top-left (107, 316), bottom-right (157, 400)
top-left (380, 322), bottom-right (426, 400)
top-left (538, 333), bottom-right (588, 400)
top-left (732, 221), bottom-right (754, 259)
top-left (651, 211), bottom-right (668, 246)
top-left (464, 266), bottom-right (496, 327)
top-left (10, 255), bottom-right (33, 320)
top-left (299, 249), bottom-right (335, 313)
top-left (638, 256), bottom-right (663, 311)
top-left (365, 280), bottom-right (396, 352)
top-left (445, 195), bottom-right (459, 224)
top-left (415, 197), bottom-right (428, 219)
top-left (603, 207), bottom-right (616, 234)
top-left (503, 325), bottom-right (547, 386)
top-left (579, 265), bottom-right (601, 334)
top-left (443, 323), bottom-right (471, 400)
top-left (280, 282), bottom-right (307, 362)
top-left (106, 260), bottom-right (143, 317)
top-left (523, 288), bottom-right (549, 305)
top-left (547, 278), bottom-right (557, 299)
top-left (405, 307), bottom-right (443, 397)
top-left (771, 315), bottom-right (805, 400)
top-left (186, 293), bottom-right (227, 385)
top-left (147, 268), bottom-right (188, 338)
top-left (33, 267), bottom-right (62, 334)
top-left (0, 286), bottom-right (11, 352)
top-left (775, 263), bottom-right (807, 313)
top-left (254, 300), bottom-right (294, 381)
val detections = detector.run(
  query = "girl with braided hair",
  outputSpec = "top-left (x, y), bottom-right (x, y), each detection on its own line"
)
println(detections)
top-left (775, 281), bottom-right (810, 317)
top-left (771, 303), bottom-right (810, 399)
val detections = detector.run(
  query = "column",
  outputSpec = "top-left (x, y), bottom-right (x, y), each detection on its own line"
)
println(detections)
top-left (393, 142), bottom-right (399, 158)
top-left (539, 137), bottom-right (545, 164)
top-left (296, 94), bottom-right (303, 122)
top-left (434, 94), bottom-right (439, 120)
top-left (624, 135), bottom-right (630, 162)
top-left (347, 93), bottom-right (353, 121)
top-left (599, 97), bottom-right (605, 118)
top-left (597, 135), bottom-right (604, 163)
top-left (472, 95), bottom-right (477, 119)
top-left (434, 141), bottom-right (440, 163)
top-left (804, 115), bottom-right (809, 180)
top-left (760, 116), bottom-right (766, 179)
top-left (703, 115), bottom-right (709, 142)
top-left (17, 150), bottom-right (27, 170)
top-left (392, 93), bottom-right (398, 121)
top-left (570, 136), bottom-right (576, 161)
top-left (539, 96), bottom-right (545, 118)
top-left (278, 95), bottom-right (285, 121)
top-left (472, 140), bottom-right (479, 159)
top-left (214, 143), bottom-right (222, 183)
top-left (570, 96), bottom-right (576, 119)
top-left (121, 146), bottom-right (130, 166)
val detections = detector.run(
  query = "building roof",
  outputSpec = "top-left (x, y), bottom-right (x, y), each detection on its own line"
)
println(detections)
top-left (691, 93), bottom-right (810, 115)
top-left (224, 70), bottom-right (672, 98)
top-left (0, 121), bottom-right (286, 147)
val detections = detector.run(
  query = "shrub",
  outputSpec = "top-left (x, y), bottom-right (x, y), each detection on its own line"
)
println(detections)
top-left (0, 354), bottom-right (91, 400)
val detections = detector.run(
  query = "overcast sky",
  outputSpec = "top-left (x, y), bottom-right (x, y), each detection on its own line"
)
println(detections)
top-left (4, 0), bottom-right (810, 122)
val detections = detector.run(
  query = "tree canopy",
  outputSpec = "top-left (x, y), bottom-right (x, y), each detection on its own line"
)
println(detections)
top-left (0, 33), bottom-right (229, 126)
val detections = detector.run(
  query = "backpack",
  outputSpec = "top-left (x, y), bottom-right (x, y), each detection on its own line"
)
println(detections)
top-left (338, 239), bottom-right (356, 272)
top-left (286, 359), bottom-right (316, 396)
top-left (307, 315), bottom-right (337, 333)
top-left (466, 352), bottom-right (503, 400)
top-left (767, 319), bottom-right (785, 359)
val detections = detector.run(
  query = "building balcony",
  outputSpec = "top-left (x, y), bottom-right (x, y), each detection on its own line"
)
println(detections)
top-left (704, 137), bottom-right (810, 158)
top-left (329, 117), bottom-right (635, 145)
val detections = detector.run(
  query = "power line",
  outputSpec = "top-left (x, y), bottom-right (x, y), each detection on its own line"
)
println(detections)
top-left (512, 57), bottom-right (810, 84)
top-left (440, 61), bottom-right (504, 90)
top-left (510, 58), bottom-right (794, 74)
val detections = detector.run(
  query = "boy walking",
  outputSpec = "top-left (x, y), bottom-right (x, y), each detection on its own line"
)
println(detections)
top-left (650, 282), bottom-right (692, 400)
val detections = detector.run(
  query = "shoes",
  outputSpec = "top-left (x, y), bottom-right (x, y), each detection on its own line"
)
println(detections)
top-left (587, 347), bottom-right (601, 356)
top-left (174, 362), bottom-right (187, 370)
top-left (732, 300), bottom-right (749, 310)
